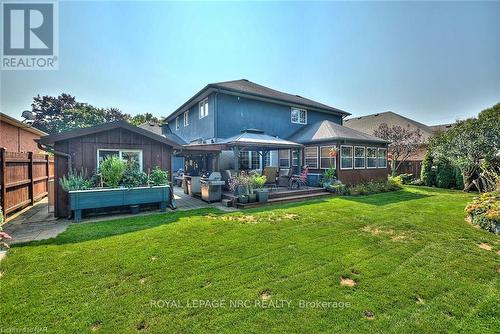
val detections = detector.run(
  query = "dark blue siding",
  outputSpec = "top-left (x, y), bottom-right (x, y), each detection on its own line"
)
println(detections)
top-left (167, 94), bottom-right (215, 143)
top-left (216, 94), bottom-right (342, 139)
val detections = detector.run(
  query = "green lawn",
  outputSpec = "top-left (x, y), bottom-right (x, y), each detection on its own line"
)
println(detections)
top-left (1, 186), bottom-right (499, 333)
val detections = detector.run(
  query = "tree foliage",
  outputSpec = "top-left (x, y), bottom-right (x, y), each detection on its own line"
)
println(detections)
top-left (429, 103), bottom-right (500, 192)
top-left (25, 94), bottom-right (163, 134)
top-left (374, 123), bottom-right (424, 176)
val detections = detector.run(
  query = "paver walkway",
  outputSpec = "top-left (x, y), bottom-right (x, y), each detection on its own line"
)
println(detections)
top-left (1, 198), bottom-right (69, 245)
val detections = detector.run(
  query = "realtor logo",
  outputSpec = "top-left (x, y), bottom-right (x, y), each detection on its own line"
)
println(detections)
top-left (1, 1), bottom-right (58, 70)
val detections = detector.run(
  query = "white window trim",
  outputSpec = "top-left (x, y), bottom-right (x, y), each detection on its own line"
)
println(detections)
top-left (183, 111), bottom-right (189, 126)
top-left (320, 145), bottom-right (337, 170)
top-left (175, 116), bottom-right (179, 130)
top-left (292, 150), bottom-right (299, 167)
top-left (340, 145), bottom-right (354, 170)
top-left (378, 148), bottom-right (388, 168)
top-left (97, 149), bottom-right (143, 171)
top-left (304, 146), bottom-right (319, 169)
top-left (366, 147), bottom-right (378, 169)
top-left (279, 149), bottom-right (290, 168)
top-left (291, 108), bottom-right (307, 125)
top-left (199, 98), bottom-right (209, 119)
top-left (354, 146), bottom-right (366, 170)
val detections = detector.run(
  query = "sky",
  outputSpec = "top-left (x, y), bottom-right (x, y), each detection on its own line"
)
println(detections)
top-left (1, 1), bottom-right (499, 125)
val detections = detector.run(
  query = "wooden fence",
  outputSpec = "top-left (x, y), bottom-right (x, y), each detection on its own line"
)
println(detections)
top-left (0, 148), bottom-right (54, 219)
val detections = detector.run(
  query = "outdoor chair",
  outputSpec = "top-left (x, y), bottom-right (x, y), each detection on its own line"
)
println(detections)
top-left (263, 166), bottom-right (278, 191)
top-left (290, 166), bottom-right (309, 189)
top-left (277, 168), bottom-right (293, 188)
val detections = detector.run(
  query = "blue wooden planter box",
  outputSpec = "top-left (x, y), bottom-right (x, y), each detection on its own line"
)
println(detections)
top-left (69, 185), bottom-right (171, 222)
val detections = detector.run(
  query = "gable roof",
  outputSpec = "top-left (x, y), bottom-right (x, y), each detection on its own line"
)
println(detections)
top-left (166, 79), bottom-right (350, 120)
top-left (287, 120), bottom-right (389, 144)
top-left (288, 120), bottom-right (389, 144)
top-left (344, 111), bottom-right (434, 140)
top-left (39, 121), bottom-right (183, 148)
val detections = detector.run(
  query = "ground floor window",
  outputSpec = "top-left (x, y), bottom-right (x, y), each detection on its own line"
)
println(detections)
top-left (340, 146), bottom-right (353, 169)
top-left (378, 148), bottom-right (387, 168)
top-left (239, 151), bottom-right (265, 170)
top-left (304, 147), bottom-right (318, 169)
top-left (354, 146), bottom-right (366, 169)
top-left (320, 146), bottom-right (336, 169)
top-left (367, 147), bottom-right (378, 168)
top-left (292, 150), bottom-right (299, 166)
top-left (97, 149), bottom-right (143, 170)
top-left (279, 150), bottom-right (290, 168)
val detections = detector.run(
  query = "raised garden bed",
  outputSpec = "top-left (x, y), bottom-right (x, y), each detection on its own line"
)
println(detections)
top-left (69, 185), bottom-right (171, 222)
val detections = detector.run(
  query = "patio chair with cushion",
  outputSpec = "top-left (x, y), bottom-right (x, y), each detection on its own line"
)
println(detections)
top-left (277, 168), bottom-right (293, 188)
top-left (263, 166), bottom-right (278, 191)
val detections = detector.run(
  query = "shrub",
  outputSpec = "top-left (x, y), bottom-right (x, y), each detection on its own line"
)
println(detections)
top-left (321, 168), bottom-right (336, 187)
top-left (436, 161), bottom-right (455, 189)
top-left (122, 167), bottom-right (148, 188)
top-left (0, 206), bottom-right (3, 224)
top-left (347, 180), bottom-right (402, 196)
top-left (454, 166), bottom-right (464, 189)
top-left (99, 156), bottom-right (126, 188)
top-left (421, 153), bottom-right (436, 187)
top-left (149, 166), bottom-right (169, 186)
top-left (465, 190), bottom-right (500, 234)
top-left (59, 169), bottom-right (93, 192)
top-left (410, 179), bottom-right (425, 186)
top-left (250, 173), bottom-right (267, 190)
top-left (326, 183), bottom-right (347, 195)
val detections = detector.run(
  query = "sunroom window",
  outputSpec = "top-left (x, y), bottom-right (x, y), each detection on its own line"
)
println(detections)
top-left (354, 146), bottom-right (366, 169)
top-left (367, 148), bottom-right (378, 168)
top-left (340, 146), bottom-right (353, 169)
top-left (378, 148), bottom-right (387, 168)
top-left (304, 147), bottom-right (318, 169)
top-left (291, 108), bottom-right (307, 124)
top-left (320, 146), bottom-right (336, 169)
top-left (292, 150), bottom-right (299, 167)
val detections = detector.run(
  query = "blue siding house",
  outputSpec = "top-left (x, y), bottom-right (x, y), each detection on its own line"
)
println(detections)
top-left (164, 79), bottom-right (388, 185)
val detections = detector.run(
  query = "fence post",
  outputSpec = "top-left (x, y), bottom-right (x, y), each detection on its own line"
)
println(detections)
top-left (1, 148), bottom-right (6, 220)
top-left (46, 154), bottom-right (50, 195)
top-left (29, 152), bottom-right (34, 205)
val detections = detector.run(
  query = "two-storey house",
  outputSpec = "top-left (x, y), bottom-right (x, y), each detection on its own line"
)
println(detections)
top-left (164, 79), bottom-right (388, 185)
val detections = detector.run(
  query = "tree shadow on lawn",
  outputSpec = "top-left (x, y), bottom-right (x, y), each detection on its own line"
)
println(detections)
top-left (342, 189), bottom-right (431, 206)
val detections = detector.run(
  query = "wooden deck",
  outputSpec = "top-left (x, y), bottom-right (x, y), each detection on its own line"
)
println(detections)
top-left (222, 187), bottom-right (331, 209)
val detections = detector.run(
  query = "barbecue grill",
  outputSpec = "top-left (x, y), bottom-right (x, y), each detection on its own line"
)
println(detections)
top-left (200, 172), bottom-right (225, 203)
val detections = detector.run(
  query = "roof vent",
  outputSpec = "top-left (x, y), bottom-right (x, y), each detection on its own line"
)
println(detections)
top-left (295, 95), bottom-right (302, 98)
top-left (374, 114), bottom-right (379, 117)
top-left (241, 79), bottom-right (249, 82)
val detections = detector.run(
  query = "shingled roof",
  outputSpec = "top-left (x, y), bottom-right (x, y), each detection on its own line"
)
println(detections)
top-left (287, 120), bottom-right (388, 144)
top-left (166, 79), bottom-right (349, 120)
top-left (344, 111), bottom-right (434, 140)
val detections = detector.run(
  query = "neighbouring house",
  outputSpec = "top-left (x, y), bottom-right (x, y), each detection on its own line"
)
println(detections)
top-left (0, 113), bottom-right (47, 152)
top-left (38, 121), bottom-right (182, 218)
top-left (164, 79), bottom-right (389, 185)
top-left (344, 111), bottom-right (449, 175)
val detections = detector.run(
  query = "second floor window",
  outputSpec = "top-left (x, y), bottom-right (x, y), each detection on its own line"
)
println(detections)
top-left (291, 108), bottom-right (307, 124)
top-left (183, 111), bottom-right (189, 126)
top-left (175, 116), bottom-right (180, 130)
top-left (199, 98), bottom-right (209, 118)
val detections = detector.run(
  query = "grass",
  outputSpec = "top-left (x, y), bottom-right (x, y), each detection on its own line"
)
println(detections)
top-left (1, 186), bottom-right (499, 333)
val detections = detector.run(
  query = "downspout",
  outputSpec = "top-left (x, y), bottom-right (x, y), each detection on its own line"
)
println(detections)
top-left (37, 142), bottom-right (72, 172)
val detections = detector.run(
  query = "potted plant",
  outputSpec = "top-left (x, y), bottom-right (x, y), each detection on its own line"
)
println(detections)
top-left (238, 195), bottom-right (249, 204)
top-left (321, 167), bottom-right (336, 188)
top-left (229, 172), bottom-right (251, 197)
top-left (251, 173), bottom-right (268, 203)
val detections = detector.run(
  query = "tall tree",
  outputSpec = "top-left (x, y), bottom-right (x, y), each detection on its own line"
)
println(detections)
top-left (430, 103), bottom-right (500, 192)
top-left (28, 94), bottom-right (80, 134)
top-left (129, 113), bottom-right (164, 126)
top-left (374, 123), bottom-right (424, 176)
